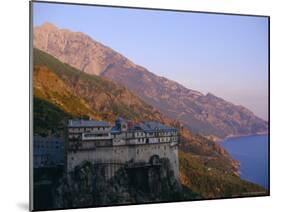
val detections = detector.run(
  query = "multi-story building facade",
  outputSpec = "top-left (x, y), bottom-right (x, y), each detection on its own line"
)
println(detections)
top-left (33, 136), bottom-right (64, 168)
top-left (67, 118), bottom-right (179, 179)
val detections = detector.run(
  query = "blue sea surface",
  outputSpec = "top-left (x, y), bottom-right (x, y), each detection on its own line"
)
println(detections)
top-left (221, 135), bottom-right (269, 189)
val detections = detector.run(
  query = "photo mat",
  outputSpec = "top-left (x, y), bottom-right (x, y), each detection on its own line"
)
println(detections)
top-left (30, 1), bottom-right (270, 211)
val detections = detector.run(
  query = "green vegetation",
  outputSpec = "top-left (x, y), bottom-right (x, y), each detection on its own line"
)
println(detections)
top-left (34, 65), bottom-right (98, 118)
top-left (179, 151), bottom-right (266, 198)
top-left (34, 48), bottom-right (114, 92)
top-left (179, 131), bottom-right (238, 174)
top-left (33, 97), bottom-right (71, 136)
top-left (33, 48), bottom-right (163, 122)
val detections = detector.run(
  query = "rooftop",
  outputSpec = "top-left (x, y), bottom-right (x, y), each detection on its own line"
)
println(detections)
top-left (68, 119), bottom-right (111, 127)
top-left (67, 118), bottom-right (177, 132)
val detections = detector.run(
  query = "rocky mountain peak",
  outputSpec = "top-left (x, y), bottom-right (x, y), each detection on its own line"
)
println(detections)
top-left (39, 22), bottom-right (58, 30)
top-left (34, 23), bottom-right (137, 76)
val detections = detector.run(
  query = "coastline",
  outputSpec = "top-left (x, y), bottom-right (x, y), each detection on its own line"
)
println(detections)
top-left (212, 132), bottom-right (269, 143)
top-left (222, 132), bottom-right (269, 142)
top-left (220, 134), bottom-right (269, 189)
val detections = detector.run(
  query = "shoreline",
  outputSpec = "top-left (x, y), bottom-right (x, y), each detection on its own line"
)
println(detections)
top-left (219, 133), bottom-right (269, 189)
top-left (215, 132), bottom-right (269, 143)
top-left (223, 132), bottom-right (269, 142)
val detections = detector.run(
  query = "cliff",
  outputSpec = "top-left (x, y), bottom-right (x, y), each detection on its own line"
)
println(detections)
top-left (52, 159), bottom-right (198, 209)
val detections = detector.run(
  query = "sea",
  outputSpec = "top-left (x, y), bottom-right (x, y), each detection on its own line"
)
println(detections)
top-left (220, 134), bottom-right (269, 189)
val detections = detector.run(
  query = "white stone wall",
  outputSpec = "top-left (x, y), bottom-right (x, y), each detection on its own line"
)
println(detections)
top-left (67, 142), bottom-right (179, 180)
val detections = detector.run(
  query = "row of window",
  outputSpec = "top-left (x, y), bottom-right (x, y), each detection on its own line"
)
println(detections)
top-left (136, 145), bottom-right (167, 154)
top-left (134, 131), bottom-right (177, 137)
top-left (34, 154), bottom-right (63, 168)
top-left (137, 137), bottom-right (177, 143)
top-left (112, 137), bottom-right (178, 145)
top-left (34, 144), bottom-right (61, 149)
top-left (69, 127), bottom-right (177, 135)
top-left (69, 127), bottom-right (110, 133)
top-left (112, 132), bottom-right (178, 139)
top-left (34, 143), bottom-right (62, 149)
top-left (69, 132), bottom-right (178, 143)
top-left (83, 133), bottom-right (110, 138)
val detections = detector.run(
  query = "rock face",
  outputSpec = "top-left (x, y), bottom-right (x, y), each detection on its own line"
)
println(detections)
top-left (53, 159), bottom-right (195, 208)
top-left (33, 23), bottom-right (268, 139)
top-left (102, 69), bottom-right (268, 139)
top-left (34, 22), bottom-right (136, 76)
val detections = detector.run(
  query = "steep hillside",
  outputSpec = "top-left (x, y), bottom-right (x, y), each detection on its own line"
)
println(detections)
top-left (33, 48), bottom-right (165, 123)
top-left (33, 22), bottom-right (268, 139)
top-left (34, 65), bottom-right (99, 119)
top-left (33, 48), bottom-right (266, 199)
top-left (33, 97), bottom-right (71, 137)
top-left (179, 151), bottom-right (265, 198)
top-left (103, 68), bottom-right (268, 139)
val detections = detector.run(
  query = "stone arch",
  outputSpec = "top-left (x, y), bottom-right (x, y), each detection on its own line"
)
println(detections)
top-left (149, 155), bottom-right (160, 165)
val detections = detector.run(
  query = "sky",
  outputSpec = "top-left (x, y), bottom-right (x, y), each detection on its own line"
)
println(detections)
top-left (33, 2), bottom-right (269, 121)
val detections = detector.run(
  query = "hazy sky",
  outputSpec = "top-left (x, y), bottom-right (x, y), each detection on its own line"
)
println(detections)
top-left (33, 2), bottom-right (269, 121)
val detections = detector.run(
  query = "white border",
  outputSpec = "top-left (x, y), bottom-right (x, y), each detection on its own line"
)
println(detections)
top-left (0, 0), bottom-right (280, 212)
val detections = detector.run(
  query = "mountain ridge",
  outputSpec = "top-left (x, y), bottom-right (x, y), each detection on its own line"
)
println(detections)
top-left (33, 23), bottom-right (268, 139)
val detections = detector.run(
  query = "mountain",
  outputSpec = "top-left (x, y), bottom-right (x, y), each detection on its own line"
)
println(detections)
top-left (33, 23), bottom-right (268, 140)
top-left (33, 48), bottom-right (166, 124)
top-left (33, 48), bottom-right (266, 200)
top-left (34, 65), bottom-right (98, 119)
